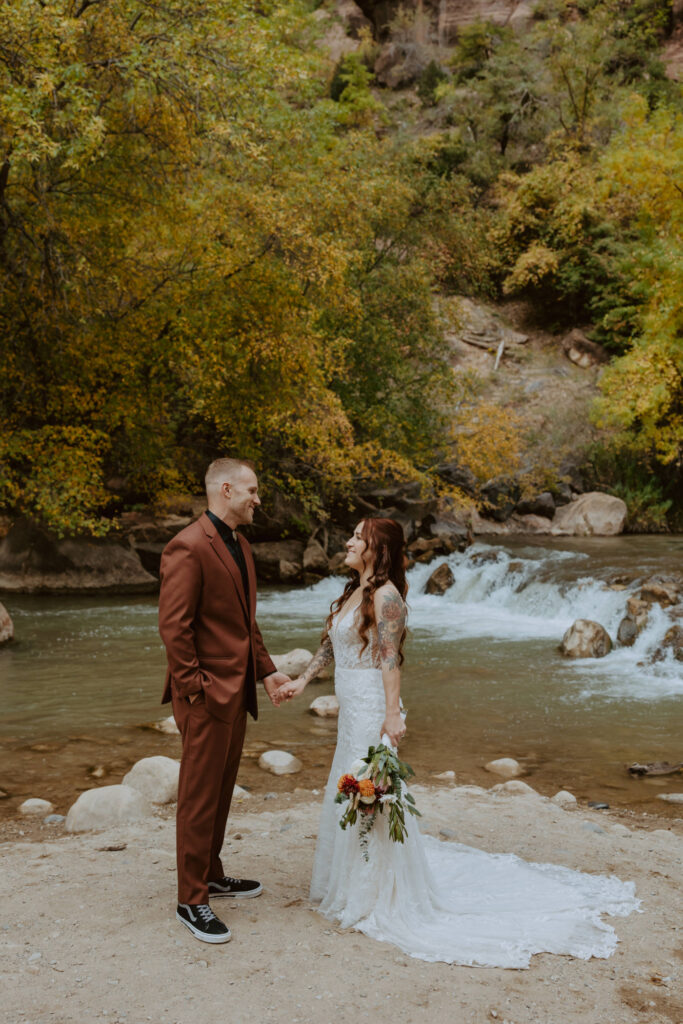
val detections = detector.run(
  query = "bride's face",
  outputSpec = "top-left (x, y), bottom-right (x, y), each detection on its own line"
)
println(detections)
top-left (344, 522), bottom-right (372, 574)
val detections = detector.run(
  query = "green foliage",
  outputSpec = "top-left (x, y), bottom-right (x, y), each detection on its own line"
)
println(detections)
top-left (417, 60), bottom-right (448, 106)
top-left (583, 440), bottom-right (674, 533)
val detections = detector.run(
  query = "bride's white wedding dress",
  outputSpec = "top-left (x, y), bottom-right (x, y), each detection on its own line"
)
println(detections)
top-left (310, 607), bottom-right (640, 967)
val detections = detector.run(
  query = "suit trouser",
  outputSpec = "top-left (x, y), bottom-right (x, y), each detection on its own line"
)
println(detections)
top-left (172, 691), bottom-right (247, 905)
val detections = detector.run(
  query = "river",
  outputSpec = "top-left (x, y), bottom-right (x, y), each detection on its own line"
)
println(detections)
top-left (1, 535), bottom-right (681, 818)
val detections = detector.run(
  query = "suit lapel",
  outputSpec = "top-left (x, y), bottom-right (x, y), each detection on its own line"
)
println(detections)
top-left (201, 514), bottom-right (249, 619)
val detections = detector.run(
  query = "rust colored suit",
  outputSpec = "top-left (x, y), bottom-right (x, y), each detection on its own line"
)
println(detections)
top-left (158, 512), bottom-right (275, 904)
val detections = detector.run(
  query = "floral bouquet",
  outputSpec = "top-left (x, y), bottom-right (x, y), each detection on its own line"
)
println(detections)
top-left (335, 742), bottom-right (421, 860)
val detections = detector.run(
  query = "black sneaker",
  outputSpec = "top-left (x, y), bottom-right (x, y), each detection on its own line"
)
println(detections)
top-left (176, 903), bottom-right (231, 943)
top-left (208, 875), bottom-right (263, 899)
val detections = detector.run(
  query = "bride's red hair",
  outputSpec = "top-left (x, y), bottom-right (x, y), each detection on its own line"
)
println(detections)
top-left (325, 518), bottom-right (408, 664)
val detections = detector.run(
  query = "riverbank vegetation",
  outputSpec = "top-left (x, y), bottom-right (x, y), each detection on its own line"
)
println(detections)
top-left (1, 0), bottom-right (681, 535)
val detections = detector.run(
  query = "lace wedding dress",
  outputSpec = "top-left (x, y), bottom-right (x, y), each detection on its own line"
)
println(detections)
top-left (309, 607), bottom-right (640, 967)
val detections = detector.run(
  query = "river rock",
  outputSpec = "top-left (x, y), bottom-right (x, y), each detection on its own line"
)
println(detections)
top-left (639, 578), bottom-right (680, 607)
top-left (232, 784), bottom-right (251, 802)
top-left (151, 715), bottom-right (180, 735)
top-left (122, 756), bottom-right (180, 804)
top-left (19, 798), bottom-right (55, 817)
top-left (653, 625), bottom-right (683, 663)
top-left (0, 519), bottom-right (157, 594)
top-left (425, 562), bottom-right (455, 595)
top-left (258, 750), bottom-right (303, 776)
top-left (309, 695), bottom-right (340, 718)
top-left (65, 785), bottom-right (153, 832)
top-left (559, 619), bottom-right (612, 659)
top-left (485, 757), bottom-right (522, 779)
top-left (550, 493), bottom-right (627, 536)
top-left (491, 780), bottom-right (539, 797)
top-left (250, 540), bottom-right (305, 583)
top-left (433, 770), bottom-right (456, 781)
top-left (303, 539), bottom-right (329, 575)
top-left (272, 649), bottom-right (313, 678)
top-left (422, 514), bottom-right (471, 551)
top-left (551, 790), bottom-right (578, 809)
top-left (0, 601), bottom-right (13, 645)
top-left (617, 615), bottom-right (639, 647)
top-left (515, 492), bottom-right (555, 519)
top-left (657, 793), bottom-right (683, 804)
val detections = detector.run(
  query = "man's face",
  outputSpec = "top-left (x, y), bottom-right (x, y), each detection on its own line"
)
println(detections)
top-left (223, 467), bottom-right (260, 526)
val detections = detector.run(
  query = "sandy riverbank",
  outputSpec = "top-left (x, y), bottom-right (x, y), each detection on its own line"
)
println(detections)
top-left (2, 782), bottom-right (682, 1024)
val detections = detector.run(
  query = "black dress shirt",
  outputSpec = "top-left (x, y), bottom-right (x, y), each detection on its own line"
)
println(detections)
top-left (206, 510), bottom-right (249, 604)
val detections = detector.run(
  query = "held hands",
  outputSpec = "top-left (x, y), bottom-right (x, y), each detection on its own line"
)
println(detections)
top-left (263, 671), bottom-right (292, 707)
top-left (277, 676), bottom-right (308, 702)
top-left (380, 710), bottom-right (406, 748)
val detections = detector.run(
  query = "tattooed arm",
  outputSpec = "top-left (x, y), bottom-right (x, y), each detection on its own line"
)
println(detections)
top-left (375, 584), bottom-right (407, 746)
top-left (278, 635), bottom-right (334, 701)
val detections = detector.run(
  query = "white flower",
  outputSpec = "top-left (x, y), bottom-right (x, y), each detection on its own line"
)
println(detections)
top-left (379, 794), bottom-right (397, 805)
top-left (359, 794), bottom-right (376, 805)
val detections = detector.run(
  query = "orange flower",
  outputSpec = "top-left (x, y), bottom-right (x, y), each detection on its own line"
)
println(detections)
top-left (338, 774), bottom-right (359, 795)
top-left (358, 778), bottom-right (376, 800)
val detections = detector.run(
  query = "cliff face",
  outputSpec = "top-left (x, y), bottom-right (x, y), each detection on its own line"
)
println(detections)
top-left (353, 0), bottom-right (533, 42)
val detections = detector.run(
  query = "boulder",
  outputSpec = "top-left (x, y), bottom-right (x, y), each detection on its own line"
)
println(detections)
top-left (433, 462), bottom-right (478, 496)
top-left (653, 625), bottom-right (683, 663)
top-left (551, 790), bottom-right (578, 809)
top-left (422, 514), bottom-right (471, 550)
top-left (425, 562), bottom-right (455, 595)
top-left (617, 616), bottom-right (640, 647)
top-left (561, 328), bottom-right (609, 369)
top-left (491, 780), bottom-right (539, 797)
top-left (480, 477), bottom-right (521, 522)
top-left (0, 519), bottom-right (157, 594)
top-left (515, 492), bottom-right (555, 519)
top-left (65, 785), bottom-right (153, 832)
top-left (484, 757), bottom-right (522, 779)
top-left (0, 601), bottom-right (13, 645)
top-left (122, 755), bottom-right (179, 804)
top-left (309, 695), bottom-right (340, 718)
top-left (303, 539), bottom-right (330, 575)
top-left (272, 649), bottom-right (313, 678)
top-left (250, 540), bottom-right (305, 583)
top-left (560, 619), bottom-right (612, 659)
top-left (550, 493), bottom-right (627, 536)
top-left (258, 750), bottom-right (303, 776)
top-left (19, 798), bottom-right (54, 817)
top-left (639, 578), bottom-right (680, 607)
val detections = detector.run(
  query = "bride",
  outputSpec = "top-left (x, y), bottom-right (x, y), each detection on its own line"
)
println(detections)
top-left (278, 518), bottom-right (639, 967)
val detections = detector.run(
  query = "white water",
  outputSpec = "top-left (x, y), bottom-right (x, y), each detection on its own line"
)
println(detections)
top-left (258, 542), bottom-right (683, 702)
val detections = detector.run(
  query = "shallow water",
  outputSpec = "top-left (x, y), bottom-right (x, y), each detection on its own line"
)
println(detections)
top-left (1, 535), bottom-right (682, 813)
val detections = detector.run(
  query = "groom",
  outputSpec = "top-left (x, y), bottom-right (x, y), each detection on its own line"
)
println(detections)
top-left (158, 457), bottom-right (289, 943)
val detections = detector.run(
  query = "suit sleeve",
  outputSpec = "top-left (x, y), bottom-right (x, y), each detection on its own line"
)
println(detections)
top-left (252, 620), bottom-right (277, 681)
top-left (158, 537), bottom-right (207, 699)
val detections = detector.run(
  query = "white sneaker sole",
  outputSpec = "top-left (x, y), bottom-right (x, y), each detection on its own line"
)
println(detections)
top-left (176, 911), bottom-right (232, 943)
top-left (208, 883), bottom-right (263, 899)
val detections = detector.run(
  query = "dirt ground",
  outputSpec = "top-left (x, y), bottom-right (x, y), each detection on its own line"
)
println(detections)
top-left (2, 780), bottom-right (682, 1024)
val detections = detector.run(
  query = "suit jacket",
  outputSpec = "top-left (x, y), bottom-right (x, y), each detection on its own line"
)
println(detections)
top-left (158, 512), bottom-right (276, 722)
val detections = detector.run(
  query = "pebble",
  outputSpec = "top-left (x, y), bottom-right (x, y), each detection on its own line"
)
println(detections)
top-left (232, 785), bottom-right (250, 801)
top-left (433, 771), bottom-right (456, 781)
top-left (43, 814), bottom-right (66, 825)
top-left (19, 798), bottom-right (54, 817)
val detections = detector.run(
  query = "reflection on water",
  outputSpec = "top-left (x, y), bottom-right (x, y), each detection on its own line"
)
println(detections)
top-left (1, 535), bottom-right (681, 810)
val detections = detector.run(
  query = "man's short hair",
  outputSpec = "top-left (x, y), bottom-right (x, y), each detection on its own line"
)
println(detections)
top-left (205, 458), bottom-right (254, 497)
